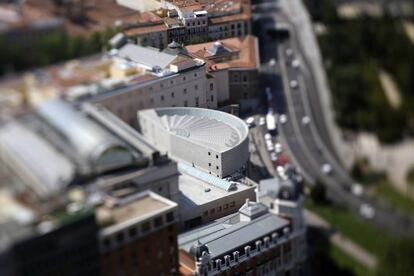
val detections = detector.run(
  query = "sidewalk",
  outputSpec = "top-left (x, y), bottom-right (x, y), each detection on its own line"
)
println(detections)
top-left (305, 209), bottom-right (378, 269)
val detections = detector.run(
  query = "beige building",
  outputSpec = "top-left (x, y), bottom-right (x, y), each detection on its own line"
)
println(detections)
top-left (2, 43), bottom-right (218, 128)
top-left (89, 44), bottom-right (217, 127)
top-left (186, 35), bottom-right (260, 110)
top-left (118, 0), bottom-right (252, 47)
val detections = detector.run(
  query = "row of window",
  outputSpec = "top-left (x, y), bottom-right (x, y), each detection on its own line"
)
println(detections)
top-left (207, 151), bottom-right (219, 158)
top-left (203, 201), bottom-right (236, 217)
top-left (186, 20), bottom-right (206, 27)
top-left (102, 212), bottom-right (175, 248)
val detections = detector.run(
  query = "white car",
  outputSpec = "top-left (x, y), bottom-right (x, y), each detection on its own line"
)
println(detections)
top-left (289, 80), bottom-right (298, 89)
top-left (285, 48), bottom-right (293, 57)
top-left (269, 58), bottom-right (277, 66)
top-left (301, 116), bottom-right (310, 125)
top-left (351, 183), bottom-right (364, 197)
top-left (266, 140), bottom-right (274, 152)
top-left (259, 117), bottom-right (266, 126)
top-left (279, 114), bottom-right (288, 124)
top-left (275, 143), bottom-right (283, 154)
top-left (321, 163), bottom-right (332, 175)
top-left (291, 59), bottom-right (300, 69)
top-left (264, 133), bottom-right (272, 141)
top-left (245, 117), bottom-right (255, 128)
top-left (270, 152), bottom-right (277, 161)
top-left (360, 203), bottom-right (375, 219)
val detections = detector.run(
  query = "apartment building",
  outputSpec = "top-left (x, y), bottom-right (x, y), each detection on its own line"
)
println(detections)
top-left (97, 190), bottom-right (179, 276)
top-left (178, 200), bottom-right (301, 276)
top-left (119, 0), bottom-right (252, 46)
top-left (89, 43), bottom-right (216, 126)
top-left (186, 35), bottom-right (260, 110)
top-left (1, 42), bottom-right (218, 128)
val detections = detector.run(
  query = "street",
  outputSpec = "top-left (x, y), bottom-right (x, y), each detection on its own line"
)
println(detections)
top-left (252, 0), bottom-right (414, 236)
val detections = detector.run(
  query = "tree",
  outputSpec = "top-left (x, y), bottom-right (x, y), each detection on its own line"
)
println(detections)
top-left (376, 238), bottom-right (414, 276)
top-left (310, 180), bottom-right (327, 205)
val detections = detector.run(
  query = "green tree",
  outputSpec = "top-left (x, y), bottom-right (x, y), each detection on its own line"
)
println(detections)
top-left (310, 180), bottom-right (327, 205)
top-left (376, 238), bottom-right (414, 276)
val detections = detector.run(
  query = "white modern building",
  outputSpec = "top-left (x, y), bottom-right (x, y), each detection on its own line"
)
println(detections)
top-left (137, 107), bottom-right (249, 178)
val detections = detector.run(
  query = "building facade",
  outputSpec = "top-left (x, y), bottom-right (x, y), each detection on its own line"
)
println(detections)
top-left (178, 200), bottom-right (302, 276)
top-left (137, 107), bottom-right (249, 178)
top-left (98, 191), bottom-right (179, 276)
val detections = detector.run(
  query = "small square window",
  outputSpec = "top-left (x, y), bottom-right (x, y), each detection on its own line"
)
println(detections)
top-left (171, 92), bottom-right (174, 98)
top-left (230, 201), bottom-right (235, 207)
top-left (161, 95), bottom-right (164, 101)
top-left (141, 222), bottom-right (150, 233)
top-left (218, 206), bottom-right (222, 212)
top-left (116, 233), bottom-right (124, 243)
top-left (210, 208), bottom-right (215, 215)
top-left (166, 212), bottom-right (174, 222)
top-left (154, 216), bottom-right (163, 227)
top-left (129, 227), bottom-right (137, 237)
top-left (216, 155), bottom-right (219, 159)
top-left (224, 204), bottom-right (229, 209)
top-left (208, 163), bottom-right (211, 166)
top-left (208, 152), bottom-right (211, 156)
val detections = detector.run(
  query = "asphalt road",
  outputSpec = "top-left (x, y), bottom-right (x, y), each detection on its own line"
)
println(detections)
top-left (252, 2), bottom-right (414, 236)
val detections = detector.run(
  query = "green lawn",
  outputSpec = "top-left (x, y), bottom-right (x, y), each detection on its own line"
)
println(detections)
top-left (305, 200), bottom-right (393, 256)
top-left (329, 244), bottom-right (374, 276)
top-left (371, 179), bottom-right (414, 216)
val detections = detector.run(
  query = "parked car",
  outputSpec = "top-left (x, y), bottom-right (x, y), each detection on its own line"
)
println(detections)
top-left (301, 116), bottom-right (310, 125)
top-left (245, 117), bottom-right (255, 128)
top-left (279, 114), bottom-right (288, 124)
top-left (266, 140), bottom-right (274, 152)
top-left (259, 117), bottom-right (266, 126)
top-left (360, 203), bottom-right (375, 219)
top-left (285, 48), bottom-right (293, 57)
top-left (291, 59), bottom-right (300, 69)
top-left (270, 152), bottom-right (277, 161)
top-left (289, 80), bottom-right (298, 89)
top-left (351, 183), bottom-right (364, 197)
top-left (321, 163), bottom-right (332, 175)
top-left (275, 143), bottom-right (283, 154)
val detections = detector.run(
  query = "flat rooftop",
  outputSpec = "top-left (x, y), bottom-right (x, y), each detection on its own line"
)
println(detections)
top-left (179, 202), bottom-right (289, 259)
top-left (97, 191), bottom-right (177, 230)
top-left (178, 173), bottom-right (253, 209)
top-left (100, 195), bottom-right (167, 224)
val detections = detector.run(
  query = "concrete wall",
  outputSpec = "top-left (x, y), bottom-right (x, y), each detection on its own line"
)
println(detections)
top-left (221, 136), bottom-right (249, 177)
top-left (229, 68), bottom-right (260, 103)
top-left (93, 66), bottom-right (213, 127)
top-left (211, 69), bottom-right (230, 104)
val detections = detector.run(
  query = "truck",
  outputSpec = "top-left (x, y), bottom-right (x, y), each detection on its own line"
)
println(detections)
top-left (266, 112), bottom-right (277, 133)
